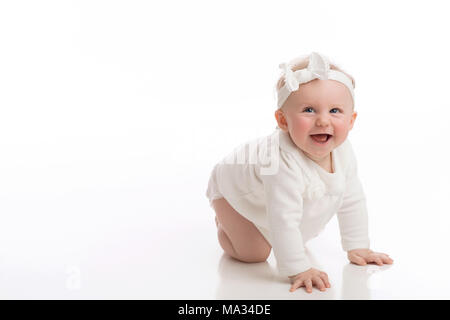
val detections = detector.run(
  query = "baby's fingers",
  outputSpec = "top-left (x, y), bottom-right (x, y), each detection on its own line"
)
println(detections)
top-left (320, 272), bottom-right (331, 288)
top-left (304, 279), bottom-right (313, 293)
top-left (290, 279), bottom-right (303, 292)
top-left (381, 253), bottom-right (394, 264)
top-left (351, 254), bottom-right (367, 266)
top-left (368, 255), bottom-right (384, 266)
top-left (312, 276), bottom-right (326, 291)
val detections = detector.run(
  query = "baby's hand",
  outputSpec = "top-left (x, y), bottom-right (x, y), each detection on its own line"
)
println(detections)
top-left (288, 268), bottom-right (331, 293)
top-left (347, 248), bottom-right (394, 266)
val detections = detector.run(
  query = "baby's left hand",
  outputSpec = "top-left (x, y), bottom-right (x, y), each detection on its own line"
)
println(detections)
top-left (347, 248), bottom-right (394, 266)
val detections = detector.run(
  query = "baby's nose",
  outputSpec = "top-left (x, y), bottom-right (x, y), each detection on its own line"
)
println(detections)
top-left (315, 114), bottom-right (331, 126)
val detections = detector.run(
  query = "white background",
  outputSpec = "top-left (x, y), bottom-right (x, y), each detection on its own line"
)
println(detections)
top-left (1, 0), bottom-right (449, 299)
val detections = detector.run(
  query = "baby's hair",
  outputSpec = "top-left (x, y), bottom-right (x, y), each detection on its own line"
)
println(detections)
top-left (275, 55), bottom-right (356, 109)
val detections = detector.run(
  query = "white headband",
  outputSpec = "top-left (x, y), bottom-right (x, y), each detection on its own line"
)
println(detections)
top-left (276, 52), bottom-right (355, 109)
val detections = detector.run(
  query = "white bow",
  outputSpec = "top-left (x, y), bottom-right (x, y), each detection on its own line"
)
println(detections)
top-left (279, 52), bottom-right (330, 93)
top-left (278, 62), bottom-right (299, 92)
top-left (307, 51), bottom-right (330, 79)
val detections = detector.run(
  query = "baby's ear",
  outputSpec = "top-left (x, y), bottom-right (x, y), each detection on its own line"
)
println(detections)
top-left (349, 111), bottom-right (357, 130)
top-left (274, 109), bottom-right (289, 132)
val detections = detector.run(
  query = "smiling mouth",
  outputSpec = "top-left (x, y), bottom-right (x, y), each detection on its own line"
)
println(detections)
top-left (310, 134), bottom-right (332, 144)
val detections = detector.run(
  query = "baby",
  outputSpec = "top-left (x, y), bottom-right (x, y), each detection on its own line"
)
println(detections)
top-left (206, 52), bottom-right (393, 294)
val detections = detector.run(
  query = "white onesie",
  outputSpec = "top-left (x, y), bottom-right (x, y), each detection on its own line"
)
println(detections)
top-left (206, 128), bottom-right (370, 277)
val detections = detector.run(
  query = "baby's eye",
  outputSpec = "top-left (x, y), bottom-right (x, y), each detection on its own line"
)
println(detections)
top-left (330, 108), bottom-right (341, 114)
top-left (303, 107), bottom-right (314, 113)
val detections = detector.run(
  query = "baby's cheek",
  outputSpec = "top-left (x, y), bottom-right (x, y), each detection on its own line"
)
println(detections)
top-left (333, 120), bottom-right (352, 139)
top-left (290, 117), bottom-right (311, 136)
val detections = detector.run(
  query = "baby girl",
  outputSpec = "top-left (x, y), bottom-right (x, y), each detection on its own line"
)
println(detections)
top-left (206, 52), bottom-right (393, 293)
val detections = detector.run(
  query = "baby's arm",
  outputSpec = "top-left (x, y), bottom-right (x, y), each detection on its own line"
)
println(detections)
top-left (337, 146), bottom-right (393, 266)
top-left (261, 161), bottom-right (312, 277)
top-left (336, 165), bottom-right (371, 253)
top-left (261, 151), bottom-right (330, 293)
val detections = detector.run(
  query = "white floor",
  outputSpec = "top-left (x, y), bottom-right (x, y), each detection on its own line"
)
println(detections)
top-left (1, 158), bottom-right (450, 300)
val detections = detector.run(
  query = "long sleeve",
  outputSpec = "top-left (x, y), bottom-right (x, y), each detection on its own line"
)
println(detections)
top-left (336, 148), bottom-right (370, 252)
top-left (260, 151), bottom-right (312, 277)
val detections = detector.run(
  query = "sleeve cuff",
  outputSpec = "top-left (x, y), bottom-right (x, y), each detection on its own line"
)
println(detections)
top-left (342, 239), bottom-right (370, 252)
top-left (277, 258), bottom-right (313, 277)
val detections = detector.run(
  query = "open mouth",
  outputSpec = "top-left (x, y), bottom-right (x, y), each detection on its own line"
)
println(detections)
top-left (310, 134), bottom-right (332, 144)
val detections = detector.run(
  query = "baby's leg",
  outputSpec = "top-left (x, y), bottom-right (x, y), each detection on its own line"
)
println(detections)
top-left (212, 197), bottom-right (271, 263)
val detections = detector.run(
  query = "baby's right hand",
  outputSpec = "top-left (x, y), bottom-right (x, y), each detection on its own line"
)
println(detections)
top-left (288, 268), bottom-right (331, 293)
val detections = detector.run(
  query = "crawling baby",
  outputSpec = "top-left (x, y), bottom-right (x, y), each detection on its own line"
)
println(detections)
top-left (206, 52), bottom-right (393, 293)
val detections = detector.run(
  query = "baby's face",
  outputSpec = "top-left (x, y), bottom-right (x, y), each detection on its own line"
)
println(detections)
top-left (275, 79), bottom-right (356, 162)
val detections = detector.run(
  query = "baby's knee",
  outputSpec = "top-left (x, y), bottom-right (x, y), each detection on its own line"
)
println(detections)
top-left (217, 228), bottom-right (269, 263)
top-left (217, 228), bottom-right (238, 256)
top-left (240, 234), bottom-right (272, 263)
top-left (238, 247), bottom-right (271, 263)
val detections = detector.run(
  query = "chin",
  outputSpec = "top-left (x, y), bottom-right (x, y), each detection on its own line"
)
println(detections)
top-left (303, 147), bottom-right (331, 159)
